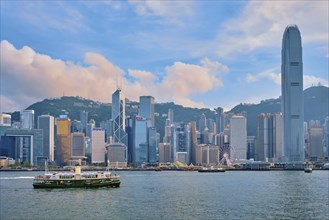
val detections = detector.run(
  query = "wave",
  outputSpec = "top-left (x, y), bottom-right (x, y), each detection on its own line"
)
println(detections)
top-left (0, 176), bottom-right (34, 180)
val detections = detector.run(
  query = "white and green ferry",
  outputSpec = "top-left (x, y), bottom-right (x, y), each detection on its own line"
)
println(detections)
top-left (33, 165), bottom-right (120, 189)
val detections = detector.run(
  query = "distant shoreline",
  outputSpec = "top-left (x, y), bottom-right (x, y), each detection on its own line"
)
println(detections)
top-left (1, 167), bottom-right (328, 172)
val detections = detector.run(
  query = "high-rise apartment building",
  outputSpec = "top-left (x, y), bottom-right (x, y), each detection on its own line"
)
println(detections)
top-left (56, 116), bottom-right (71, 165)
top-left (281, 25), bottom-right (304, 162)
top-left (38, 115), bottom-right (55, 161)
top-left (230, 115), bottom-right (247, 160)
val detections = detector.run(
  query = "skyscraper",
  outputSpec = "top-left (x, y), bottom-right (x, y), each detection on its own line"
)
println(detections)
top-left (281, 25), bottom-right (304, 162)
top-left (139, 96), bottom-right (155, 127)
top-left (71, 132), bottom-right (85, 158)
top-left (256, 113), bottom-right (282, 162)
top-left (112, 89), bottom-right (127, 146)
top-left (91, 128), bottom-right (105, 163)
top-left (56, 116), bottom-right (71, 165)
top-left (38, 115), bottom-right (55, 161)
top-left (168, 108), bottom-right (174, 125)
top-left (20, 110), bottom-right (34, 129)
top-left (230, 115), bottom-right (247, 160)
top-left (198, 113), bottom-right (207, 132)
top-left (80, 110), bottom-right (88, 134)
top-left (134, 116), bottom-right (148, 165)
top-left (148, 127), bottom-right (158, 163)
top-left (170, 122), bottom-right (191, 164)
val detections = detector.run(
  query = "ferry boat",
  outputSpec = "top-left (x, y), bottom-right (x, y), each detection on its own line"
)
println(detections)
top-left (198, 166), bottom-right (226, 173)
top-left (304, 167), bottom-right (312, 173)
top-left (33, 165), bottom-right (120, 189)
top-left (304, 162), bottom-right (313, 173)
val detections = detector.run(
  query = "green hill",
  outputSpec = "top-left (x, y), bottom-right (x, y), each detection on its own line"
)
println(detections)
top-left (229, 85), bottom-right (329, 136)
top-left (8, 85), bottom-right (328, 138)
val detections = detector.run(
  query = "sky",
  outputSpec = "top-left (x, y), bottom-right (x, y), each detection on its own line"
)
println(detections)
top-left (1, 1), bottom-right (328, 113)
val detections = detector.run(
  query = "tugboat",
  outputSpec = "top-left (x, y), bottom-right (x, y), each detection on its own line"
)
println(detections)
top-left (33, 162), bottom-right (120, 188)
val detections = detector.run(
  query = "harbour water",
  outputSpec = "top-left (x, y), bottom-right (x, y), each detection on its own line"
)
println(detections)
top-left (0, 170), bottom-right (328, 220)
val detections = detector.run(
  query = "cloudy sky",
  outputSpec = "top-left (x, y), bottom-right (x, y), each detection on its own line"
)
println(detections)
top-left (1, 1), bottom-right (328, 113)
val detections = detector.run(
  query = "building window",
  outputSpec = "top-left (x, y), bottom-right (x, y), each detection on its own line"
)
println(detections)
top-left (290, 62), bottom-right (299, 66)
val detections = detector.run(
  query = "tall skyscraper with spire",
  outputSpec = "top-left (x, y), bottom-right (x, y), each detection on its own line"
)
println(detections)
top-left (281, 24), bottom-right (304, 162)
top-left (111, 88), bottom-right (127, 160)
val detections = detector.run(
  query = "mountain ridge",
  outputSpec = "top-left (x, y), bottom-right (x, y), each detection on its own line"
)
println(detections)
top-left (7, 85), bottom-right (329, 138)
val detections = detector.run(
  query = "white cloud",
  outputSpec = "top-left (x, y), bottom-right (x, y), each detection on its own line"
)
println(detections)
top-left (217, 1), bottom-right (328, 57)
top-left (304, 75), bottom-right (329, 88)
top-left (246, 73), bottom-right (258, 83)
top-left (128, 1), bottom-right (193, 24)
top-left (0, 40), bottom-right (229, 112)
top-left (246, 68), bottom-right (328, 88)
top-left (246, 69), bottom-right (281, 85)
top-left (128, 69), bottom-right (156, 85)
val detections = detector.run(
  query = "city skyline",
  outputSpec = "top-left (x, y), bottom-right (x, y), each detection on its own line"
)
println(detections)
top-left (1, 1), bottom-right (328, 113)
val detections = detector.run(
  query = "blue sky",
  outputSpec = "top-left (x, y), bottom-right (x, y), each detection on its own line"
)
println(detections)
top-left (1, 1), bottom-right (328, 112)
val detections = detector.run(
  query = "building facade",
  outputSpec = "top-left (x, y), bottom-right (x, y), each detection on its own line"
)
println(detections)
top-left (148, 127), bottom-right (158, 163)
top-left (38, 115), bottom-right (55, 161)
top-left (71, 132), bottom-right (85, 158)
top-left (230, 116), bottom-right (247, 160)
top-left (106, 143), bottom-right (127, 167)
top-left (91, 128), bottom-right (105, 163)
top-left (134, 116), bottom-right (148, 165)
top-left (56, 116), bottom-right (71, 165)
top-left (281, 24), bottom-right (304, 162)
top-left (139, 96), bottom-right (155, 127)
top-left (158, 143), bottom-right (171, 163)
top-left (20, 110), bottom-right (34, 129)
top-left (1, 128), bottom-right (43, 165)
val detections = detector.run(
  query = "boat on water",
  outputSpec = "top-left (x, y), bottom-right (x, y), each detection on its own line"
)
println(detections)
top-left (198, 166), bottom-right (226, 173)
top-left (304, 167), bottom-right (312, 173)
top-left (33, 165), bottom-right (120, 189)
top-left (323, 163), bottom-right (329, 170)
top-left (304, 162), bottom-right (313, 173)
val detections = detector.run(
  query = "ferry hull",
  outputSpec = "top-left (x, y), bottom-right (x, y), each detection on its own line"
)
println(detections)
top-left (198, 169), bottom-right (226, 173)
top-left (33, 179), bottom-right (121, 189)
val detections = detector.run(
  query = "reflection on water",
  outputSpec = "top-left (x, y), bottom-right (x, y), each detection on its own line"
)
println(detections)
top-left (0, 171), bottom-right (328, 220)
